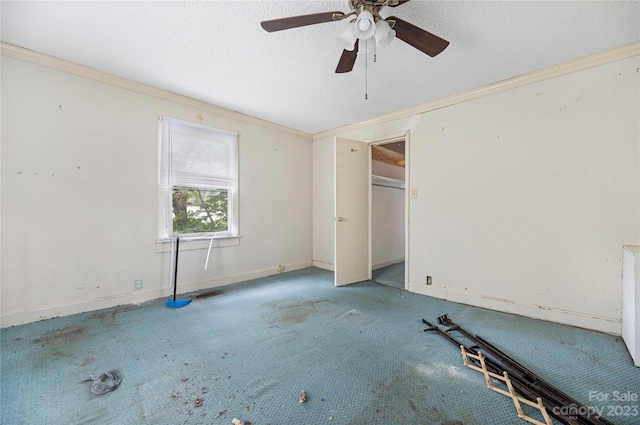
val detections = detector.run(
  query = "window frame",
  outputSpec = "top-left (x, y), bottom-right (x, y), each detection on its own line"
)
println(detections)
top-left (157, 116), bottom-right (239, 241)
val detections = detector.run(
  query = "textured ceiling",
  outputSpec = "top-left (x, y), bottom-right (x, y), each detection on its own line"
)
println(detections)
top-left (2, 1), bottom-right (639, 135)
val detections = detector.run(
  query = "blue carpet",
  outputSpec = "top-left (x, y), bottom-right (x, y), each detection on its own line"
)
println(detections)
top-left (2, 267), bottom-right (638, 425)
top-left (372, 262), bottom-right (405, 289)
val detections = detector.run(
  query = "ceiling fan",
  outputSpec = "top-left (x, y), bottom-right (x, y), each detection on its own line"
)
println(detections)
top-left (260, 0), bottom-right (449, 74)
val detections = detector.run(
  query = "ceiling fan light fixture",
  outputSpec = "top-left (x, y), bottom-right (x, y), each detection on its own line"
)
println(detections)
top-left (375, 19), bottom-right (396, 49)
top-left (259, 2), bottom-right (451, 75)
top-left (337, 25), bottom-right (358, 51)
top-left (353, 10), bottom-right (375, 40)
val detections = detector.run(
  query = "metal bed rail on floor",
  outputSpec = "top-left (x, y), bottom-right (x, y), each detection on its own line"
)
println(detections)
top-left (436, 314), bottom-right (614, 425)
top-left (422, 319), bottom-right (569, 424)
top-left (422, 316), bottom-right (615, 425)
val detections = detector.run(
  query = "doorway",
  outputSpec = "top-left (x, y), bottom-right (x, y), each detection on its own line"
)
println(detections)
top-left (370, 138), bottom-right (406, 289)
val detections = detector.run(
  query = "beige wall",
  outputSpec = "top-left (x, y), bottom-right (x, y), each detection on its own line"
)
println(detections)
top-left (313, 53), bottom-right (640, 333)
top-left (1, 56), bottom-right (313, 327)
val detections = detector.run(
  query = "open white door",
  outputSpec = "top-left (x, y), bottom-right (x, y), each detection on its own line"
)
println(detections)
top-left (334, 137), bottom-right (370, 286)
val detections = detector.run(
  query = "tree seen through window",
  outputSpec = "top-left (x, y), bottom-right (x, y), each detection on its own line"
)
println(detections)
top-left (172, 187), bottom-right (228, 233)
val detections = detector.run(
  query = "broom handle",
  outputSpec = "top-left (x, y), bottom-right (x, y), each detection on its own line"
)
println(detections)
top-left (173, 236), bottom-right (180, 301)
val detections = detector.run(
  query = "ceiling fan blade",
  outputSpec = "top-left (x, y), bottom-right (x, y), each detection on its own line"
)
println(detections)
top-left (261, 11), bottom-right (343, 32)
top-left (388, 16), bottom-right (449, 57)
top-left (335, 43), bottom-right (359, 73)
top-left (389, 0), bottom-right (411, 7)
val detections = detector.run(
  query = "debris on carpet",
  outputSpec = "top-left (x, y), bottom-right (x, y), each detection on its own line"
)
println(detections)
top-left (82, 370), bottom-right (122, 395)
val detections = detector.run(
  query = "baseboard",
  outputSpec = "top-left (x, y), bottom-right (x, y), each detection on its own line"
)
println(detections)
top-left (312, 260), bottom-right (334, 271)
top-left (0, 261), bottom-right (312, 328)
top-left (407, 282), bottom-right (621, 335)
top-left (372, 258), bottom-right (404, 271)
top-left (172, 261), bottom-right (313, 295)
top-left (312, 259), bottom-right (404, 272)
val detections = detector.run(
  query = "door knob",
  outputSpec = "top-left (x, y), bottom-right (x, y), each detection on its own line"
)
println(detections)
top-left (336, 216), bottom-right (345, 222)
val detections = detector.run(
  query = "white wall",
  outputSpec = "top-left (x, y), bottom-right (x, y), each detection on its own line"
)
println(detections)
top-left (371, 160), bottom-right (405, 269)
top-left (372, 160), bottom-right (405, 181)
top-left (371, 184), bottom-right (405, 269)
top-left (313, 54), bottom-right (640, 333)
top-left (1, 56), bottom-right (313, 327)
top-left (312, 138), bottom-right (335, 270)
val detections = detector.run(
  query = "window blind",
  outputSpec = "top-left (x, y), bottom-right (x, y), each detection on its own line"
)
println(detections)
top-left (160, 117), bottom-right (238, 189)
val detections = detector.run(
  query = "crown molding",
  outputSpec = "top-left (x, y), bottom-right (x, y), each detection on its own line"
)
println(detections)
top-left (1, 42), bottom-right (313, 141)
top-left (313, 41), bottom-right (640, 141)
top-left (4, 41), bottom-right (637, 142)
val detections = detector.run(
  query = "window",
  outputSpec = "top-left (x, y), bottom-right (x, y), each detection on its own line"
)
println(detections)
top-left (158, 116), bottom-right (238, 240)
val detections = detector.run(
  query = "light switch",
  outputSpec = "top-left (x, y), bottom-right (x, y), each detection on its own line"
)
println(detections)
top-left (411, 188), bottom-right (418, 199)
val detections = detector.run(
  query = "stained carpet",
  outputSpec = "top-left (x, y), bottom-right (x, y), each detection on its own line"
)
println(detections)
top-left (2, 267), bottom-right (638, 425)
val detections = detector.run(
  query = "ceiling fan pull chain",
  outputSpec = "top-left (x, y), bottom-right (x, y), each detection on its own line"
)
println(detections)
top-left (374, 36), bottom-right (377, 63)
top-left (365, 39), bottom-right (368, 100)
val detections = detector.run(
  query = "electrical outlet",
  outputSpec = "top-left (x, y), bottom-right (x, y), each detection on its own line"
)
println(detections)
top-left (277, 265), bottom-right (285, 272)
top-left (134, 279), bottom-right (143, 290)
top-left (426, 276), bottom-right (432, 285)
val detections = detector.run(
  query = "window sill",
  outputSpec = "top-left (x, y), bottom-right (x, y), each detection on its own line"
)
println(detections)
top-left (155, 235), bottom-right (240, 253)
